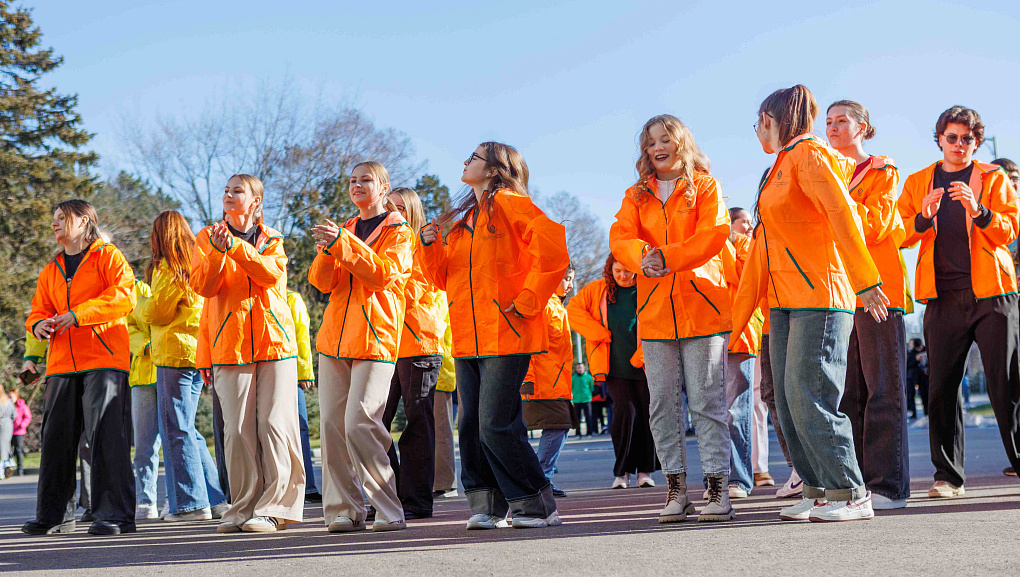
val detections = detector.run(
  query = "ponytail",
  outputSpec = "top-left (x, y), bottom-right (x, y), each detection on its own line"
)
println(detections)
top-left (759, 84), bottom-right (819, 147)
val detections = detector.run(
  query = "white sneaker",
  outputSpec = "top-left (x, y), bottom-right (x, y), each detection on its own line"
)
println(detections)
top-left (511, 511), bottom-right (562, 528)
top-left (372, 519), bottom-right (406, 532)
top-left (871, 493), bottom-right (907, 510)
top-left (164, 507), bottom-right (212, 522)
top-left (135, 504), bottom-right (159, 520)
top-left (466, 514), bottom-right (501, 530)
top-left (776, 469), bottom-right (804, 498)
top-left (809, 492), bottom-right (875, 522)
top-left (779, 497), bottom-right (827, 521)
top-left (216, 521), bottom-right (241, 533)
top-left (328, 515), bottom-right (366, 533)
top-left (612, 474), bottom-right (630, 489)
top-left (636, 473), bottom-right (655, 488)
top-left (241, 516), bottom-right (284, 532)
top-left (441, 489), bottom-right (459, 498)
top-left (729, 485), bottom-right (749, 499)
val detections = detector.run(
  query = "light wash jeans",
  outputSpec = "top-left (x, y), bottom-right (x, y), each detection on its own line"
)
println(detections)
top-left (157, 367), bottom-right (226, 513)
top-left (769, 310), bottom-right (866, 501)
top-left (726, 354), bottom-right (755, 493)
top-left (131, 385), bottom-right (162, 507)
top-left (536, 428), bottom-right (569, 486)
top-left (643, 336), bottom-right (730, 476)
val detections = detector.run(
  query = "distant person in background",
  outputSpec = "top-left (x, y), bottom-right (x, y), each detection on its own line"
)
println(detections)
top-left (10, 387), bottom-right (31, 477)
top-left (571, 363), bottom-right (594, 438)
top-left (897, 106), bottom-right (1020, 498)
top-left (126, 277), bottom-right (162, 520)
top-left (288, 289), bottom-right (321, 503)
top-left (433, 309), bottom-right (458, 498)
top-left (990, 157), bottom-right (1019, 478)
top-left (0, 385), bottom-right (14, 480)
top-left (905, 339), bottom-right (929, 419)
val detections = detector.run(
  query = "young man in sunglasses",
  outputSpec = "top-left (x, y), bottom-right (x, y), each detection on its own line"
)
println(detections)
top-left (897, 106), bottom-right (1020, 498)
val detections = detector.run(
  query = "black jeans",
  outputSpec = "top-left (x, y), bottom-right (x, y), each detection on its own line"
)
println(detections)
top-left (605, 376), bottom-right (658, 477)
top-left (36, 370), bottom-right (134, 525)
top-left (211, 384), bottom-right (230, 501)
top-left (573, 402), bottom-right (593, 436)
top-left (12, 434), bottom-right (25, 471)
top-left (383, 355), bottom-right (441, 517)
top-left (924, 289), bottom-right (1020, 487)
top-left (840, 310), bottom-right (910, 500)
top-left (456, 356), bottom-right (555, 518)
top-left (758, 336), bottom-right (793, 466)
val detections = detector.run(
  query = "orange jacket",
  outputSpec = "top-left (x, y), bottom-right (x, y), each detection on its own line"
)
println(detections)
top-left (420, 189), bottom-right (569, 359)
top-left (848, 156), bottom-right (908, 310)
top-left (609, 172), bottom-right (732, 341)
top-left (309, 212), bottom-right (414, 363)
top-left (27, 239), bottom-right (136, 376)
top-left (398, 251), bottom-right (445, 358)
top-left (733, 135), bottom-right (880, 335)
top-left (191, 223), bottom-right (297, 368)
top-left (565, 279), bottom-right (644, 380)
top-left (897, 160), bottom-right (1019, 303)
top-left (522, 295), bottom-right (573, 401)
top-left (722, 235), bottom-right (762, 356)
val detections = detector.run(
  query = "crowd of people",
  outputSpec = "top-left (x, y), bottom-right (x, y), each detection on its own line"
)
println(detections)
top-left (14, 83), bottom-right (1020, 536)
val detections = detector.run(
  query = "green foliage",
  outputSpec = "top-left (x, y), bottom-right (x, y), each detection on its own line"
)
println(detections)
top-left (0, 3), bottom-right (98, 368)
top-left (414, 174), bottom-right (451, 222)
top-left (91, 172), bottom-right (180, 279)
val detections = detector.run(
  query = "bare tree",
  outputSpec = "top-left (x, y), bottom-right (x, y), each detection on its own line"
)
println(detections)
top-left (539, 190), bottom-right (609, 293)
top-left (120, 80), bottom-right (424, 229)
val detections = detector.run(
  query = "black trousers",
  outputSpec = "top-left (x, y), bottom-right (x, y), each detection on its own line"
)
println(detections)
top-left (573, 402), bottom-right (593, 436)
top-left (383, 355), bottom-right (441, 517)
top-left (36, 370), bottom-right (134, 525)
top-left (12, 435), bottom-right (25, 471)
top-left (924, 289), bottom-right (1020, 487)
top-left (605, 376), bottom-right (658, 477)
top-left (906, 370), bottom-right (930, 417)
top-left (211, 384), bottom-right (230, 501)
top-left (840, 310), bottom-right (910, 500)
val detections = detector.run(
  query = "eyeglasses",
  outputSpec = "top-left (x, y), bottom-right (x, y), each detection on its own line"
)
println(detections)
top-left (466, 152), bottom-right (487, 165)
top-left (753, 112), bottom-right (773, 132)
top-left (944, 133), bottom-right (975, 145)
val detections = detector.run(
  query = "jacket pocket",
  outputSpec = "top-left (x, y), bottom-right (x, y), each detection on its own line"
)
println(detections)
top-left (411, 356), bottom-right (442, 396)
top-left (785, 248), bottom-right (815, 290)
top-left (362, 306), bottom-right (382, 345)
top-left (637, 284), bottom-right (659, 315)
top-left (982, 247), bottom-right (1013, 278)
top-left (213, 312), bottom-right (232, 348)
top-left (688, 280), bottom-right (721, 315)
top-left (268, 310), bottom-right (290, 342)
top-left (91, 327), bottom-right (113, 355)
top-left (493, 299), bottom-right (521, 338)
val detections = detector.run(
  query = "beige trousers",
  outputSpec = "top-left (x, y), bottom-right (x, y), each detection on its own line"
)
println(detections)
top-left (433, 390), bottom-right (457, 491)
top-left (318, 355), bottom-right (402, 524)
top-left (214, 358), bottom-right (305, 525)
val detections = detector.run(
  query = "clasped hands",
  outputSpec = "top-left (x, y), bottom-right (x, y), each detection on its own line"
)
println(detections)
top-left (641, 248), bottom-right (671, 278)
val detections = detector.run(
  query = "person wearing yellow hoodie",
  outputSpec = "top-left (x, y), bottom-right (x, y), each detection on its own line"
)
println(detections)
top-left (734, 85), bottom-right (888, 523)
top-left (146, 210), bottom-right (227, 523)
top-left (610, 115), bottom-right (734, 523)
top-left (825, 100), bottom-right (911, 510)
top-left (23, 200), bottom-right (137, 536)
top-left (380, 186), bottom-right (446, 519)
top-left (420, 142), bottom-right (569, 529)
top-left (309, 162), bottom-right (413, 533)
top-left (126, 278), bottom-right (162, 520)
top-left (287, 289), bottom-right (321, 503)
top-left (896, 106), bottom-right (1020, 498)
top-left (193, 174), bottom-right (303, 534)
top-left (522, 264), bottom-right (577, 498)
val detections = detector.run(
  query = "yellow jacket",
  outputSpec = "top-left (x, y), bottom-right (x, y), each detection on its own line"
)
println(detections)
top-left (144, 260), bottom-right (203, 368)
top-left (24, 331), bottom-right (47, 364)
top-left (287, 290), bottom-right (314, 382)
top-left (128, 281), bottom-right (157, 386)
top-left (435, 302), bottom-right (456, 392)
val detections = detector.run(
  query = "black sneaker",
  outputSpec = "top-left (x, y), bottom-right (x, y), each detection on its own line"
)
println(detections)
top-left (365, 505), bottom-right (376, 522)
top-left (22, 520), bottom-right (76, 535)
top-left (88, 520), bottom-right (136, 536)
top-left (551, 487), bottom-right (568, 498)
top-left (304, 492), bottom-right (323, 503)
top-left (80, 510), bottom-right (96, 523)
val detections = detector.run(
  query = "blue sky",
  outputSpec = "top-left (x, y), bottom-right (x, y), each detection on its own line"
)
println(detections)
top-left (33, 0), bottom-right (1020, 231)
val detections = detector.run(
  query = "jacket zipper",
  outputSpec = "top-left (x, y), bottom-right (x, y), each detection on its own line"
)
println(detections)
top-left (213, 312), bottom-right (233, 347)
top-left (468, 220), bottom-right (479, 356)
top-left (64, 247), bottom-right (97, 372)
top-left (248, 279), bottom-right (254, 362)
top-left (659, 200), bottom-right (679, 339)
top-left (337, 272), bottom-right (353, 357)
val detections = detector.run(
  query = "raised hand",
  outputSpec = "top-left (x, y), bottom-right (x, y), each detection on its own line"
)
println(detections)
top-left (311, 219), bottom-right (341, 247)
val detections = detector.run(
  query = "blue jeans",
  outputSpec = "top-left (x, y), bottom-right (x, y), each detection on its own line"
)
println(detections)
top-left (297, 386), bottom-right (319, 494)
top-left (157, 367), bottom-right (226, 513)
top-left (131, 385), bottom-right (162, 507)
top-left (726, 354), bottom-right (755, 493)
top-left (770, 310), bottom-right (865, 501)
top-left (536, 428), bottom-right (569, 486)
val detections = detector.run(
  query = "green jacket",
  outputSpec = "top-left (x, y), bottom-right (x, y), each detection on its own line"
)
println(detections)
top-left (571, 372), bottom-right (593, 403)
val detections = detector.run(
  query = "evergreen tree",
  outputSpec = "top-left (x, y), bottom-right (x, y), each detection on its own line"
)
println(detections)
top-left (0, 2), bottom-right (97, 368)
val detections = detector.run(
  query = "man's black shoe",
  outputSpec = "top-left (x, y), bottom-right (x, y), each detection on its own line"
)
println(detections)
top-left (404, 509), bottom-right (433, 519)
top-left (552, 487), bottom-right (568, 498)
top-left (304, 492), bottom-right (323, 503)
top-left (80, 509), bottom-right (96, 523)
top-left (88, 520), bottom-right (136, 536)
top-left (22, 520), bottom-right (75, 535)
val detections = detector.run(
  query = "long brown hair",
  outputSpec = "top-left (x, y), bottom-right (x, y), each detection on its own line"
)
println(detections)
top-left (147, 210), bottom-right (196, 300)
top-left (759, 84), bottom-right (818, 148)
top-left (226, 174), bottom-right (265, 225)
top-left (635, 115), bottom-right (709, 197)
top-left (389, 187), bottom-right (425, 232)
top-left (440, 142), bottom-right (529, 234)
top-left (603, 253), bottom-right (620, 304)
top-left (54, 199), bottom-right (102, 260)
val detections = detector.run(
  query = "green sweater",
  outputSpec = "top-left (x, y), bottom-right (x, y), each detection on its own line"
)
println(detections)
top-left (571, 372), bottom-right (594, 403)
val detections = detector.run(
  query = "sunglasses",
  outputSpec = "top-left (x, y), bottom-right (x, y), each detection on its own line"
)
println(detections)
top-left (466, 152), bottom-right (487, 165)
top-left (944, 133), bottom-right (975, 145)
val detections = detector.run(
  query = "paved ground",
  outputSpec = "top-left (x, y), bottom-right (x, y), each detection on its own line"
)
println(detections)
top-left (1, 427), bottom-right (1018, 576)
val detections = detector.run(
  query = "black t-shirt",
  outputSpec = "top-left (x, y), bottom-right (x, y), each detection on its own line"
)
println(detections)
top-left (227, 223), bottom-right (260, 247)
top-left (63, 250), bottom-right (85, 279)
top-left (354, 212), bottom-right (389, 243)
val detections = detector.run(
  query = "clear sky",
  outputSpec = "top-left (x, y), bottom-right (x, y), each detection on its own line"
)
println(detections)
top-left (32, 0), bottom-right (1020, 230)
